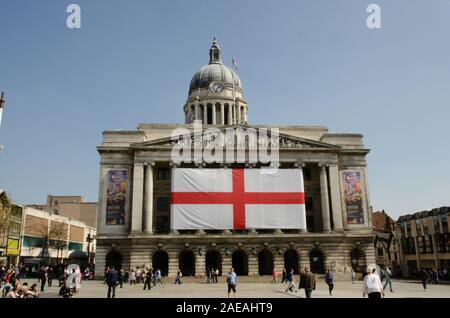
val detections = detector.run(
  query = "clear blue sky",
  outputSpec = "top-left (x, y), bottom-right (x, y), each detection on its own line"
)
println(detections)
top-left (0, 0), bottom-right (449, 219)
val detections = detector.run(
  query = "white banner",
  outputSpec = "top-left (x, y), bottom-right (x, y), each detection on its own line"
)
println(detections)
top-left (170, 168), bottom-right (306, 230)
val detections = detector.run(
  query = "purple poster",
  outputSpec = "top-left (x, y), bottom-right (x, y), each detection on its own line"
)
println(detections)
top-left (106, 170), bottom-right (127, 225)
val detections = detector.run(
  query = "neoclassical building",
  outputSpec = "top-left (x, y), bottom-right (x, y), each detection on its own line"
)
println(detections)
top-left (95, 39), bottom-right (376, 278)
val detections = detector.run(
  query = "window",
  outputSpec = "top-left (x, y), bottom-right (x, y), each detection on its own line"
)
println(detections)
top-left (303, 168), bottom-right (312, 181)
top-left (156, 197), bottom-right (169, 212)
top-left (442, 214), bottom-right (448, 233)
top-left (54, 200), bottom-right (58, 206)
top-left (418, 236), bottom-right (425, 253)
top-left (377, 248), bottom-right (384, 256)
top-left (416, 219), bottom-right (423, 236)
top-left (156, 216), bottom-right (169, 234)
top-left (434, 216), bottom-right (441, 234)
top-left (306, 197), bottom-right (314, 211)
top-left (158, 168), bottom-right (170, 180)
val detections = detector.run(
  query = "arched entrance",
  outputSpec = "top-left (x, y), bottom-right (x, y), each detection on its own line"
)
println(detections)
top-left (309, 248), bottom-right (325, 274)
top-left (232, 250), bottom-right (248, 276)
top-left (351, 248), bottom-right (365, 272)
top-left (152, 250), bottom-right (169, 276)
top-left (258, 249), bottom-right (274, 275)
top-left (284, 249), bottom-right (299, 274)
top-left (179, 250), bottom-right (196, 276)
top-left (105, 250), bottom-right (122, 270)
top-left (205, 250), bottom-right (222, 275)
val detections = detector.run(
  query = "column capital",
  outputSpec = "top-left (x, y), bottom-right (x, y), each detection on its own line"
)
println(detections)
top-left (294, 162), bottom-right (306, 168)
top-left (318, 162), bottom-right (328, 168)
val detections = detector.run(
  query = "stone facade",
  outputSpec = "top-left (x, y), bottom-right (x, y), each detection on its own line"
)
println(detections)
top-left (94, 39), bottom-right (376, 279)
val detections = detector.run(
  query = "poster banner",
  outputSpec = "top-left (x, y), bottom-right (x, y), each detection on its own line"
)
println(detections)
top-left (342, 170), bottom-right (365, 224)
top-left (106, 170), bottom-right (127, 225)
top-left (7, 238), bottom-right (19, 255)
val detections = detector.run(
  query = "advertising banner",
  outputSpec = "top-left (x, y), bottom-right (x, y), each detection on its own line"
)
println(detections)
top-left (106, 170), bottom-right (127, 225)
top-left (342, 170), bottom-right (365, 224)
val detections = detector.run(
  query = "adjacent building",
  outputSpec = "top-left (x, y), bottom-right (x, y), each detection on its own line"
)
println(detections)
top-left (0, 190), bottom-right (24, 266)
top-left (28, 194), bottom-right (97, 228)
top-left (19, 207), bottom-right (96, 269)
top-left (373, 210), bottom-right (401, 275)
top-left (396, 206), bottom-right (450, 277)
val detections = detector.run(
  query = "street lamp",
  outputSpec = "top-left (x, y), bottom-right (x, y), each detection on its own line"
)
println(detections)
top-left (0, 92), bottom-right (5, 150)
top-left (86, 233), bottom-right (93, 265)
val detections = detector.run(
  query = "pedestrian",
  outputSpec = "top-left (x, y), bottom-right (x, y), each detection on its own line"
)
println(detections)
top-left (143, 270), bottom-right (152, 290)
top-left (271, 267), bottom-right (278, 284)
top-left (226, 267), bottom-right (237, 298)
top-left (47, 267), bottom-right (53, 287)
top-left (106, 266), bottom-right (119, 298)
top-left (362, 268), bottom-right (384, 298)
top-left (175, 269), bottom-right (182, 285)
top-left (382, 266), bottom-right (394, 292)
top-left (59, 281), bottom-right (72, 298)
top-left (285, 268), bottom-right (297, 293)
top-left (299, 267), bottom-right (316, 298)
top-left (351, 268), bottom-right (356, 284)
top-left (118, 268), bottom-right (123, 288)
top-left (214, 268), bottom-right (219, 283)
top-left (39, 267), bottom-right (47, 292)
top-left (281, 268), bottom-right (287, 284)
top-left (420, 268), bottom-right (430, 290)
top-left (325, 270), bottom-right (334, 296)
top-left (129, 269), bottom-right (136, 285)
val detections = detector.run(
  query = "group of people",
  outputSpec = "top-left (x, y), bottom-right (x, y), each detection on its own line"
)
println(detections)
top-left (104, 266), bottom-right (166, 298)
top-left (206, 267), bottom-right (219, 284)
top-left (277, 267), bottom-right (317, 298)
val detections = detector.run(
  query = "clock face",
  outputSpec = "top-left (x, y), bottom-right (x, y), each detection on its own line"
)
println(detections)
top-left (210, 82), bottom-right (225, 94)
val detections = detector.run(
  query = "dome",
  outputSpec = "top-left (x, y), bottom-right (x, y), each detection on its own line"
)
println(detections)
top-left (189, 63), bottom-right (241, 93)
top-left (188, 37), bottom-right (242, 95)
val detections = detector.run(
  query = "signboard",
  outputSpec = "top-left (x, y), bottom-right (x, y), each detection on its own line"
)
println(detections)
top-left (7, 238), bottom-right (19, 255)
top-left (342, 170), bottom-right (365, 224)
top-left (105, 170), bottom-right (127, 225)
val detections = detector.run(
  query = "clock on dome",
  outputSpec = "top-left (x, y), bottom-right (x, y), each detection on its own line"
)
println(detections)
top-left (210, 82), bottom-right (225, 94)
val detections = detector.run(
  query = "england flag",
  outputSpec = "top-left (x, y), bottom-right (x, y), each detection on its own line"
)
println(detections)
top-left (170, 168), bottom-right (306, 230)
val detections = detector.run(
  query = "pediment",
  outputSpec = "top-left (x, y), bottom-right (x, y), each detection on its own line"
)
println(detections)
top-left (130, 125), bottom-right (340, 150)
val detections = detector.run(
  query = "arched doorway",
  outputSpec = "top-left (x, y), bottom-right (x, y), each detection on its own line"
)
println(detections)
top-left (232, 250), bottom-right (248, 276)
top-left (205, 250), bottom-right (222, 275)
top-left (351, 248), bottom-right (365, 272)
top-left (152, 250), bottom-right (169, 276)
top-left (284, 249), bottom-right (299, 274)
top-left (179, 250), bottom-right (196, 276)
top-left (258, 249), bottom-right (274, 275)
top-left (105, 250), bottom-right (122, 270)
top-left (309, 248), bottom-right (325, 274)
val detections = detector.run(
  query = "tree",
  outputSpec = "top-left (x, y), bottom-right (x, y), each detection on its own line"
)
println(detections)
top-left (0, 191), bottom-right (12, 250)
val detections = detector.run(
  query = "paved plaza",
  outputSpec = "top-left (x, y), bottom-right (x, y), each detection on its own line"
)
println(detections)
top-left (20, 278), bottom-right (450, 298)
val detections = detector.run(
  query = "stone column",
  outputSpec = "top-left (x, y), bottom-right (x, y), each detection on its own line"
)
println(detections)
top-left (212, 104), bottom-right (216, 125)
top-left (131, 162), bottom-right (144, 233)
top-left (232, 104), bottom-right (236, 124)
top-left (248, 251), bottom-right (258, 276)
top-left (195, 103), bottom-right (199, 121)
top-left (237, 104), bottom-right (241, 124)
top-left (228, 104), bottom-right (233, 125)
top-left (220, 103), bottom-right (225, 125)
top-left (203, 104), bottom-right (208, 124)
top-left (328, 164), bottom-right (344, 231)
top-left (143, 163), bottom-right (154, 234)
top-left (319, 163), bottom-right (331, 232)
top-left (168, 250), bottom-right (179, 278)
top-left (195, 251), bottom-right (205, 277)
top-left (296, 163), bottom-right (308, 233)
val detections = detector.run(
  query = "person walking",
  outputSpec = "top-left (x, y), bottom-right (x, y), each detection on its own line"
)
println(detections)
top-left (175, 269), bottom-right (182, 285)
top-left (271, 267), bottom-right (278, 284)
top-left (285, 269), bottom-right (297, 293)
top-left (299, 267), bottom-right (316, 298)
top-left (129, 269), bottom-right (136, 285)
top-left (214, 268), bottom-right (219, 283)
top-left (226, 268), bottom-right (237, 298)
top-left (325, 270), bottom-right (334, 296)
top-left (382, 266), bottom-right (394, 292)
top-left (39, 267), bottom-right (47, 292)
top-left (118, 269), bottom-right (124, 288)
top-left (420, 268), bottom-right (430, 290)
top-left (47, 267), bottom-right (53, 287)
top-left (281, 268), bottom-right (287, 284)
top-left (362, 268), bottom-right (384, 298)
top-left (106, 266), bottom-right (119, 299)
top-left (351, 268), bottom-right (356, 284)
top-left (143, 270), bottom-right (152, 290)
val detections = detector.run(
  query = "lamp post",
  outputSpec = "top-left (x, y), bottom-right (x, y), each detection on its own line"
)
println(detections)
top-left (86, 233), bottom-right (93, 265)
top-left (0, 92), bottom-right (5, 151)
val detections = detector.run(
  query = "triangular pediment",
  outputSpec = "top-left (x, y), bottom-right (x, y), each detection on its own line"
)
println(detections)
top-left (130, 124), bottom-right (340, 150)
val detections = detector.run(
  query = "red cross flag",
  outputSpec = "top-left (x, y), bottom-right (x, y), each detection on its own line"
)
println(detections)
top-left (170, 168), bottom-right (306, 230)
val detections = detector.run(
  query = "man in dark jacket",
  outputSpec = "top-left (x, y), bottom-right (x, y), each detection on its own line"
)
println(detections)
top-left (299, 267), bottom-right (316, 298)
top-left (106, 266), bottom-right (119, 298)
